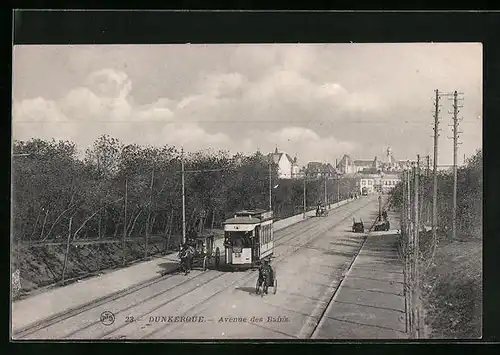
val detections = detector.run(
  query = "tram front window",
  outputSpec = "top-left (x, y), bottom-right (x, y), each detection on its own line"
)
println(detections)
top-left (225, 231), bottom-right (252, 251)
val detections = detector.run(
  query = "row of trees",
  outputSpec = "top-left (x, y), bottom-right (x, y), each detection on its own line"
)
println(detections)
top-left (12, 135), bottom-right (357, 246)
top-left (389, 149), bottom-right (482, 240)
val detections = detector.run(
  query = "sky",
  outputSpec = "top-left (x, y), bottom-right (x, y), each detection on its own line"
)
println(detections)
top-left (12, 43), bottom-right (482, 167)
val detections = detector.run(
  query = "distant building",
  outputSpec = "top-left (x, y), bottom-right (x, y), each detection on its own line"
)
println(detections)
top-left (336, 154), bottom-right (356, 175)
top-left (357, 172), bottom-right (401, 195)
top-left (343, 147), bottom-right (416, 174)
top-left (306, 162), bottom-right (337, 179)
top-left (354, 159), bottom-right (375, 173)
top-left (268, 147), bottom-right (299, 179)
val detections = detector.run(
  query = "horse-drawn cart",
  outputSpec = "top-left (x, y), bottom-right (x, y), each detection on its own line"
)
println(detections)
top-left (352, 218), bottom-right (365, 233)
top-left (316, 204), bottom-right (329, 217)
top-left (374, 219), bottom-right (390, 232)
top-left (194, 234), bottom-right (220, 270)
top-left (181, 234), bottom-right (221, 272)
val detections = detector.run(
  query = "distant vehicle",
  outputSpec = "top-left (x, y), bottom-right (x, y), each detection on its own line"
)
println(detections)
top-left (352, 218), bottom-right (365, 233)
top-left (223, 209), bottom-right (274, 270)
top-left (374, 219), bottom-right (390, 232)
top-left (316, 204), bottom-right (328, 217)
top-left (361, 187), bottom-right (368, 196)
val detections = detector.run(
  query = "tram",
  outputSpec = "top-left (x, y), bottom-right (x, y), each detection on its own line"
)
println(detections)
top-left (222, 209), bottom-right (274, 269)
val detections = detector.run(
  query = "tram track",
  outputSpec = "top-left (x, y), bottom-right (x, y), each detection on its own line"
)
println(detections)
top-left (16, 197), bottom-right (373, 339)
top-left (136, 199), bottom-right (374, 339)
top-left (82, 199), bottom-right (371, 339)
top-left (15, 208), bottom-right (320, 338)
top-left (14, 214), bottom-right (308, 338)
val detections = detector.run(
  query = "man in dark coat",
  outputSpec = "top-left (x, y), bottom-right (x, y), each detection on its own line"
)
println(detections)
top-left (258, 260), bottom-right (274, 294)
top-left (179, 243), bottom-right (194, 274)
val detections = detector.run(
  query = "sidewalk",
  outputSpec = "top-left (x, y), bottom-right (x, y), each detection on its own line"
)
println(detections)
top-left (12, 198), bottom-right (356, 333)
top-left (312, 212), bottom-right (408, 339)
top-left (12, 252), bottom-right (181, 333)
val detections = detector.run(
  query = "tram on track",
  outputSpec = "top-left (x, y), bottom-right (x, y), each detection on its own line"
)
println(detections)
top-left (223, 209), bottom-right (274, 269)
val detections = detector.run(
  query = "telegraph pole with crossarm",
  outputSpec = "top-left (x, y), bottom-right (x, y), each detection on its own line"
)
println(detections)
top-left (448, 91), bottom-right (464, 240)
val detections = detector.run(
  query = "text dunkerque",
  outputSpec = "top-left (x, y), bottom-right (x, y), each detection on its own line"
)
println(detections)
top-left (149, 316), bottom-right (205, 323)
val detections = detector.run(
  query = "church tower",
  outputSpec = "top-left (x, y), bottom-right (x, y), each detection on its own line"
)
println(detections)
top-left (386, 146), bottom-right (394, 164)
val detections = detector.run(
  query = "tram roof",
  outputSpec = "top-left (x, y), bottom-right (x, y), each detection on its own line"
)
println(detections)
top-left (223, 216), bottom-right (262, 225)
top-left (234, 209), bottom-right (268, 216)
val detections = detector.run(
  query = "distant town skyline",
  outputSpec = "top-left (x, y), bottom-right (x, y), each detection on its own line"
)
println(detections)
top-left (12, 43), bottom-right (482, 166)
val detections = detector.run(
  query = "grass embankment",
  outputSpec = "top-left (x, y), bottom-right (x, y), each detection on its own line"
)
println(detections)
top-left (13, 228), bottom-right (227, 300)
top-left (13, 238), bottom-right (177, 300)
top-left (419, 231), bottom-right (482, 339)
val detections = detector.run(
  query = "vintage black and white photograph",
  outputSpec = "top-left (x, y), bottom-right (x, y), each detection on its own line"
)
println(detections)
top-left (11, 43), bottom-right (482, 340)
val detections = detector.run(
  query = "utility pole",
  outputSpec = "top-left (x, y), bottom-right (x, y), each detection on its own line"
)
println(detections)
top-left (145, 167), bottom-right (154, 259)
top-left (337, 177), bottom-right (340, 202)
top-left (122, 177), bottom-right (128, 266)
top-left (303, 171), bottom-right (307, 219)
top-left (405, 166), bottom-right (413, 334)
top-left (401, 167), bottom-right (409, 333)
top-left (181, 148), bottom-right (186, 245)
top-left (426, 155), bottom-right (430, 225)
top-left (269, 161), bottom-right (272, 212)
top-left (417, 155), bottom-right (423, 232)
top-left (448, 90), bottom-right (464, 240)
top-left (402, 167), bottom-right (406, 235)
top-left (413, 160), bottom-right (420, 338)
top-left (324, 173), bottom-right (328, 208)
top-left (378, 195), bottom-right (382, 221)
top-left (432, 89), bottom-right (441, 248)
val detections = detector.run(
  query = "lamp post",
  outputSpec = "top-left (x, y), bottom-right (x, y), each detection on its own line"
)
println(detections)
top-left (324, 170), bottom-right (328, 208)
top-left (181, 148), bottom-right (186, 245)
top-left (269, 160), bottom-right (272, 212)
top-left (302, 168), bottom-right (307, 219)
top-left (378, 194), bottom-right (382, 221)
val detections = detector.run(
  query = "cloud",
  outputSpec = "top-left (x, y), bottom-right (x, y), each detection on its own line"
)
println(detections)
top-left (160, 122), bottom-right (232, 151)
top-left (137, 98), bottom-right (175, 121)
top-left (12, 97), bottom-right (67, 122)
top-left (12, 44), bottom-right (482, 166)
top-left (85, 68), bottom-right (132, 99)
top-left (12, 68), bottom-right (234, 155)
top-left (196, 72), bottom-right (247, 98)
top-left (9, 64), bottom-right (401, 165)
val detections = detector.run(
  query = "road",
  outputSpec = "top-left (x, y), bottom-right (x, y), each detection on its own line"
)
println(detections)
top-left (18, 195), bottom-right (380, 340)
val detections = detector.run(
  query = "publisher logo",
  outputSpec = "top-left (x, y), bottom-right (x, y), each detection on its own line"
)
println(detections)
top-left (100, 311), bottom-right (115, 326)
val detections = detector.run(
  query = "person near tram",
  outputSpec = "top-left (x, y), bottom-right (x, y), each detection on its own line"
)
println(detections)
top-left (179, 242), bottom-right (194, 274)
top-left (258, 259), bottom-right (274, 294)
